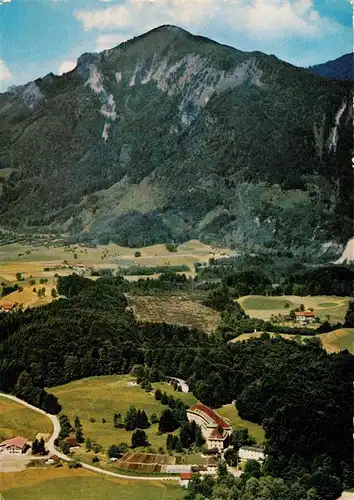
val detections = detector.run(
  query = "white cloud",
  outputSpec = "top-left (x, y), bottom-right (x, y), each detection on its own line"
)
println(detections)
top-left (0, 0), bottom-right (12, 5)
top-left (0, 60), bottom-right (13, 81)
top-left (96, 33), bottom-right (129, 52)
top-left (58, 60), bottom-right (76, 75)
top-left (75, 0), bottom-right (341, 40)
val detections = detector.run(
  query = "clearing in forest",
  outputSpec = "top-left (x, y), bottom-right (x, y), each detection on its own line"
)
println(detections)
top-left (130, 295), bottom-right (220, 333)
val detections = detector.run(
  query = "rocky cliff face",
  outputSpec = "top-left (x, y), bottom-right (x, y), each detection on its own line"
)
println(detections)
top-left (0, 25), bottom-right (352, 258)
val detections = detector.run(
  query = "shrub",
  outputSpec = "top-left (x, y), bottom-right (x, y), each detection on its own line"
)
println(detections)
top-left (92, 456), bottom-right (100, 463)
top-left (134, 251), bottom-right (141, 258)
top-left (166, 243), bottom-right (178, 252)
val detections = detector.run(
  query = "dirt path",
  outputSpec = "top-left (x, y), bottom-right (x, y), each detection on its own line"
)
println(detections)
top-left (0, 393), bottom-right (177, 481)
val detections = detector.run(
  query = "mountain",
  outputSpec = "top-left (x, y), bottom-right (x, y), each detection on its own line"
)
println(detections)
top-left (307, 53), bottom-right (353, 81)
top-left (0, 25), bottom-right (352, 258)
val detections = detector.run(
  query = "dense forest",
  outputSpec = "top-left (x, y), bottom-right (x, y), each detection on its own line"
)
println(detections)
top-left (0, 275), bottom-right (352, 497)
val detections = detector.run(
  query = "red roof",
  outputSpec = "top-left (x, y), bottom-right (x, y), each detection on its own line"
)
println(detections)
top-left (65, 437), bottom-right (78, 446)
top-left (1, 302), bottom-right (14, 310)
top-left (295, 311), bottom-right (315, 317)
top-left (209, 428), bottom-right (225, 440)
top-left (50, 455), bottom-right (60, 461)
top-left (180, 472), bottom-right (192, 480)
top-left (189, 403), bottom-right (230, 430)
top-left (0, 436), bottom-right (27, 449)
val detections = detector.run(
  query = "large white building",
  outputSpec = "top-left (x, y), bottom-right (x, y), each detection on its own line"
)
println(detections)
top-left (0, 436), bottom-right (28, 454)
top-left (238, 445), bottom-right (265, 462)
top-left (187, 403), bottom-right (232, 450)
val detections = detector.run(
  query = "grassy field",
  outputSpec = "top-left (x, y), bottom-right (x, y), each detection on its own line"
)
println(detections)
top-left (238, 295), bottom-right (349, 324)
top-left (130, 295), bottom-right (220, 333)
top-left (231, 328), bottom-right (354, 354)
top-left (50, 375), bottom-right (197, 452)
top-left (0, 239), bottom-right (230, 309)
top-left (0, 395), bottom-right (53, 442)
top-left (216, 403), bottom-right (265, 444)
top-left (0, 467), bottom-right (183, 500)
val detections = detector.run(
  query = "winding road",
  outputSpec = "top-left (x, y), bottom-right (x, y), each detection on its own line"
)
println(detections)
top-left (0, 392), bottom-right (178, 481)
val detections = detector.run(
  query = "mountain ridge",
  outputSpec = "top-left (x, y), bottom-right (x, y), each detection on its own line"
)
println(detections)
top-left (307, 53), bottom-right (353, 81)
top-left (0, 25), bottom-right (352, 259)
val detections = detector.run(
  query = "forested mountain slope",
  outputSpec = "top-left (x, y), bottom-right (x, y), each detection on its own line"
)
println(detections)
top-left (307, 53), bottom-right (353, 81)
top-left (0, 25), bottom-right (352, 258)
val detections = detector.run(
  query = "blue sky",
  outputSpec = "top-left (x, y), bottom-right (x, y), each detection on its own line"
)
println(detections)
top-left (0, 0), bottom-right (352, 91)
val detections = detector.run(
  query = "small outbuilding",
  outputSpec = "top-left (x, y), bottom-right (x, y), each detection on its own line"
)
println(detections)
top-left (179, 472), bottom-right (193, 488)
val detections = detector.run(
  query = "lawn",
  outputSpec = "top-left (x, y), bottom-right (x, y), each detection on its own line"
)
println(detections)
top-left (0, 395), bottom-right (53, 441)
top-left (130, 295), bottom-right (220, 333)
top-left (50, 375), bottom-right (197, 451)
top-left (238, 295), bottom-right (349, 324)
top-left (216, 403), bottom-right (265, 444)
top-left (0, 468), bottom-right (183, 500)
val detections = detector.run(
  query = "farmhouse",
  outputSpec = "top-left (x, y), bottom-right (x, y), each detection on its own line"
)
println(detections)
top-left (187, 403), bottom-right (232, 450)
top-left (238, 445), bottom-right (265, 462)
top-left (0, 436), bottom-right (28, 454)
top-left (295, 311), bottom-right (316, 324)
top-left (0, 302), bottom-right (15, 313)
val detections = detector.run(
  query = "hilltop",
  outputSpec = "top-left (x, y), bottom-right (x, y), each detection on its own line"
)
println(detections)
top-left (0, 25), bottom-right (352, 259)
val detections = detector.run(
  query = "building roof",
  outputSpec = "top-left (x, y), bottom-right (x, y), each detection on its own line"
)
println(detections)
top-left (65, 437), bottom-right (79, 446)
top-left (180, 472), bottom-right (192, 480)
top-left (295, 311), bottom-right (315, 317)
top-left (1, 302), bottom-right (15, 310)
top-left (239, 445), bottom-right (264, 452)
top-left (209, 428), bottom-right (225, 440)
top-left (0, 436), bottom-right (28, 448)
top-left (188, 403), bottom-right (230, 430)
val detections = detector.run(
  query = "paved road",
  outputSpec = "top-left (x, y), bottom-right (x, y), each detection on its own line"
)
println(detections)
top-left (0, 392), bottom-right (177, 481)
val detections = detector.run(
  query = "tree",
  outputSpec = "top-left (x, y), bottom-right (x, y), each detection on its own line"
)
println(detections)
top-left (150, 413), bottom-right (158, 424)
top-left (59, 415), bottom-right (73, 439)
top-left (124, 405), bottom-right (137, 431)
top-left (231, 428), bottom-right (254, 450)
top-left (158, 409), bottom-right (177, 433)
top-left (195, 425), bottom-right (205, 447)
top-left (161, 392), bottom-right (169, 405)
top-left (136, 410), bottom-right (150, 429)
top-left (108, 442), bottom-right (128, 458)
top-left (74, 415), bottom-right (84, 443)
top-left (131, 430), bottom-right (148, 448)
top-left (92, 455), bottom-right (100, 463)
top-left (155, 388), bottom-right (162, 401)
top-left (134, 251), bottom-right (141, 258)
top-left (217, 460), bottom-right (228, 479)
top-left (51, 288), bottom-right (58, 298)
top-left (32, 438), bottom-right (39, 455)
top-left (114, 412), bottom-right (123, 428)
top-left (244, 459), bottom-right (261, 479)
top-left (85, 438), bottom-right (92, 451)
top-left (168, 395), bottom-right (176, 408)
top-left (16, 272), bottom-right (22, 281)
top-left (344, 301), bottom-right (354, 327)
top-left (38, 437), bottom-right (46, 455)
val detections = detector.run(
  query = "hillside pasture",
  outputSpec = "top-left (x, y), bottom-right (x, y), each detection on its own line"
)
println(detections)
top-left (0, 467), bottom-right (182, 500)
top-left (130, 295), bottom-right (220, 333)
top-left (238, 295), bottom-right (349, 324)
top-left (216, 403), bottom-right (265, 443)
top-left (0, 395), bottom-right (53, 442)
top-left (50, 375), bottom-right (197, 451)
top-left (231, 329), bottom-right (354, 354)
